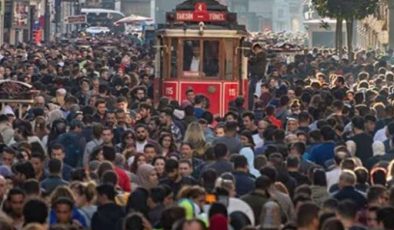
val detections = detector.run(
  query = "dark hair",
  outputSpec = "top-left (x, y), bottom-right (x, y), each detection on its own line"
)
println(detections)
top-left (320, 126), bottom-right (335, 141)
top-left (351, 116), bottom-right (365, 130)
top-left (12, 161), bottom-right (35, 179)
top-left (23, 198), bottom-right (48, 225)
top-left (354, 167), bottom-right (369, 184)
top-left (296, 202), bottom-right (320, 227)
top-left (48, 158), bottom-right (62, 175)
top-left (377, 207), bottom-right (394, 229)
top-left (233, 155), bottom-right (248, 169)
top-left (255, 175), bottom-right (272, 191)
top-left (290, 142), bottom-right (306, 156)
top-left (50, 143), bottom-right (65, 154)
top-left (209, 202), bottom-right (228, 219)
top-left (165, 158), bottom-right (179, 173)
top-left (31, 152), bottom-right (45, 162)
top-left (336, 200), bottom-right (358, 219)
top-left (22, 179), bottom-right (40, 196)
top-left (367, 185), bottom-right (387, 204)
top-left (312, 168), bottom-right (327, 186)
top-left (102, 146), bottom-right (116, 162)
top-left (123, 212), bottom-right (146, 230)
top-left (96, 184), bottom-right (117, 201)
top-left (287, 155), bottom-right (300, 168)
top-left (214, 143), bottom-right (228, 159)
top-left (260, 166), bottom-right (277, 183)
top-left (101, 170), bottom-right (118, 186)
top-left (321, 217), bottom-right (344, 230)
top-left (160, 206), bottom-right (186, 230)
top-left (242, 111), bottom-right (255, 121)
top-left (150, 187), bottom-right (165, 204)
top-left (52, 197), bottom-right (74, 210)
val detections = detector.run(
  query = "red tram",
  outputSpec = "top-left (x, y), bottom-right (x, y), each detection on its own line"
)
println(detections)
top-left (155, 0), bottom-right (249, 116)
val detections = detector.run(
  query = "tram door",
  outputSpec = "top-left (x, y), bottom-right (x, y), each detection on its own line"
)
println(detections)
top-left (161, 36), bottom-right (244, 116)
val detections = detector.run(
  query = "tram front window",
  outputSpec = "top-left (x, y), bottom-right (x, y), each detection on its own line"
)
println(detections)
top-left (183, 41), bottom-right (200, 73)
top-left (203, 41), bottom-right (219, 77)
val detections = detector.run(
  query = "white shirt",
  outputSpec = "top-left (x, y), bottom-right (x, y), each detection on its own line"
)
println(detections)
top-left (136, 140), bottom-right (148, 153)
top-left (190, 57), bottom-right (199, 72)
top-left (326, 167), bottom-right (342, 191)
top-left (374, 127), bottom-right (387, 142)
top-left (252, 133), bottom-right (264, 148)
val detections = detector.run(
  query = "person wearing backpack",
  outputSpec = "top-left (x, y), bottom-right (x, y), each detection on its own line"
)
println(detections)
top-left (56, 119), bottom-right (86, 168)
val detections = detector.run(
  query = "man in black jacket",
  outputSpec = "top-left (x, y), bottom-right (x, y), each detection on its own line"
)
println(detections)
top-left (92, 184), bottom-right (125, 230)
top-left (248, 43), bottom-right (267, 110)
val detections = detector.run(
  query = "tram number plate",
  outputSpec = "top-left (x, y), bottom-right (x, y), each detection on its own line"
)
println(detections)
top-left (176, 11), bottom-right (226, 22)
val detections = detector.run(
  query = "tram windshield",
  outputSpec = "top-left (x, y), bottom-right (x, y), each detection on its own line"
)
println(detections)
top-left (183, 40), bottom-right (219, 77)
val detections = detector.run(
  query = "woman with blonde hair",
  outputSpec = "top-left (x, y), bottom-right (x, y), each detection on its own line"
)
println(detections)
top-left (183, 121), bottom-right (208, 157)
top-left (70, 181), bottom-right (97, 227)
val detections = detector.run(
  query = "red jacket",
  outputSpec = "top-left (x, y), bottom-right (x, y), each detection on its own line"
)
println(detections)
top-left (114, 167), bottom-right (131, 192)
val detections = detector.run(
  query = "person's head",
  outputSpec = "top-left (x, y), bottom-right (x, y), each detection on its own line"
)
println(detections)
top-left (159, 108), bottom-right (173, 126)
top-left (165, 158), bottom-right (179, 181)
top-left (48, 158), bottom-right (62, 176)
top-left (106, 111), bottom-right (116, 127)
top-left (23, 198), bottom-right (48, 225)
top-left (377, 206), bottom-right (394, 230)
top-left (152, 156), bottom-right (166, 176)
top-left (215, 124), bottom-right (225, 137)
top-left (354, 167), bottom-right (369, 185)
top-left (102, 146), bottom-right (116, 163)
top-left (12, 161), bottom-right (35, 185)
top-left (338, 170), bottom-right (356, 189)
top-left (178, 159), bottom-right (193, 177)
top-left (290, 142), bottom-right (306, 156)
top-left (138, 102), bottom-right (152, 119)
top-left (296, 202), bottom-right (320, 230)
top-left (320, 126), bottom-right (336, 141)
top-left (367, 185), bottom-right (388, 206)
top-left (286, 117), bottom-right (299, 133)
top-left (0, 176), bottom-right (6, 198)
top-left (180, 142), bottom-right (194, 159)
top-left (239, 130), bottom-right (255, 148)
top-left (214, 143), bottom-right (228, 160)
top-left (129, 153), bottom-right (146, 173)
top-left (311, 168), bottom-right (327, 186)
top-left (101, 127), bottom-right (114, 144)
top-left (136, 163), bottom-right (158, 189)
top-left (186, 89), bottom-right (195, 103)
top-left (233, 155), bottom-right (248, 172)
top-left (95, 99), bottom-right (107, 115)
top-left (143, 144), bottom-right (157, 163)
top-left (336, 199), bottom-right (359, 227)
top-left (352, 116), bottom-right (365, 132)
top-left (367, 206), bottom-right (379, 229)
top-left (116, 97), bottom-right (128, 112)
top-left (242, 111), bottom-right (255, 130)
top-left (224, 121), bottom-right (238, 135)
top-left (123, 212), bottom-right (150, 230)
top-left (135, 124), bottom-right (149, 142)
top-left (6, 188), bottom-right (26, 217)
top-left (50, 144), bottom-right (65, 161)
top-left (70, 182), bottom-right (96, 208)
top-left (2, 147), bottom-right (16, 167)
top-left (52, 197), bottom-right (74, 224)
top-left (96, 184), bottom-right (117, 205)
top-left (160, 206), bottom-right (186, 230)
top-left (321, 217), bottom-right (344, 230)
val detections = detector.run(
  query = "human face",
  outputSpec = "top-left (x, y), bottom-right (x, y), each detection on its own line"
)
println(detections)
top-left (101, 129), bottom-right (113, 144)
top-left (257, 121), bottom-right (267, 135)
top-left (10, 194), bottom-right (24, 217)
top-left (139, 108), bottom-right (150, 118)
top-left (144, 147), bottom-right (156, 163)
top-left (297, 134), bottom-right (307, 144)
top-left (52, 148), bottom-right (65, 161)
top-left (243, 116), bottom-right (253, 130)
top-left (183, 221), bottom-right (205, 230)
top-left (365, 121), bottom-right (376, 134)
top-left (287, 120), bottom-right (299, 133)
top-left (2, 152), bottom-right (14, 167)
top-left (136, 127), bottom-right (148, 141)
top-left (149, 170), bottom-right (158, 185)
top-left (135, 90), bottom-right (145, 100)
top-left (106, 113), bottom-right (116, 127)
top-left (116, 112), bottom-right (126, 125)
top-left (97, 103), bottom-right (106, 115)
top-left (159, 113), bottom-right (169, 126)
top-left (31, 157), bottom-right (44, 174)
top-left (137, 156), bottom-right (146, 167)
top-left (55, 204), bottom-right (72, 224)
top-left (116, 101), bottom-right (128, 112)
top-left (367, 210), bottom-right (379, 229)
top-left (215, 127), bottom-right (225, 137)
top-left (154, 159), bottom-right (165, 175)
top-left (180, 145), bottom-right (193, 159)
top-left (240, 135), bottom-right (249, 146)
top-left (179, 162), bottom-right (192, 177)
top-left (161, 136), bottom-right (172, 148)
top-left (187, 91), bottom-right (195, 103)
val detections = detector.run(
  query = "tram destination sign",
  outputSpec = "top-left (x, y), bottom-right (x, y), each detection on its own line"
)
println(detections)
top-left (175, 2), bottom-right (226, 22)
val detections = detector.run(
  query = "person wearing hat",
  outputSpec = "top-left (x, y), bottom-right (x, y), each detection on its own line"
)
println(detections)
top-left (248, 43), bottom-right (267, 110)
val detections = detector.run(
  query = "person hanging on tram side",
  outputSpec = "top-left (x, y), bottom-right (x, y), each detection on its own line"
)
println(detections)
top-left (248, 43), bottom-right (267, 110)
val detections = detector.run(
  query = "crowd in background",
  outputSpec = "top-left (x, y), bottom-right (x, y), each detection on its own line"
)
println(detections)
top-left (0, 33), bottom-right (394, 230)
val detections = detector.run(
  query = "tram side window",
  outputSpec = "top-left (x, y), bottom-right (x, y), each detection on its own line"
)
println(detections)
top-left (170, 38), bottom-right (178, 78)
top-left (183, 40), bottom-right (200, 73)
top-left (224, 39), bottom-right (234, 80)
top-left (203, 41), bottom-right (219, 77)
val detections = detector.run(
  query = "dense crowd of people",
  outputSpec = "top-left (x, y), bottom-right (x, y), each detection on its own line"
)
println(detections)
top-left (0, 32), bottom-right (394, 230)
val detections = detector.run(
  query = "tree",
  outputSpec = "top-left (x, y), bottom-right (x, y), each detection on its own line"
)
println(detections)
top-left (312, 0), bottom-right (378, 58)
